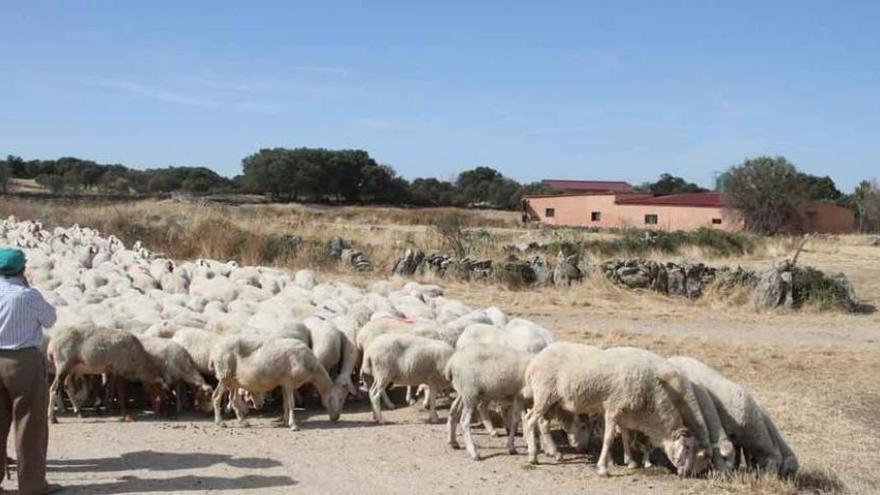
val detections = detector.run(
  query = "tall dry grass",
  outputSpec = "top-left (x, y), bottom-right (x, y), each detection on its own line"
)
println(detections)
top-left (1, 197), bottom-right (877, 309)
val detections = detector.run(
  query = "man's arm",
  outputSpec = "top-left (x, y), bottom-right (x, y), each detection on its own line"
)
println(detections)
top-left (27, 289), bottom-right (57, 329)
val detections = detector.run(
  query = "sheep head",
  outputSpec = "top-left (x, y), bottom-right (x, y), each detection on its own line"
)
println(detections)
top-left (663, 427), bottom-right (699, 477)
top-left (194, 384), bottom-right (215, 414)
top-left (322, 384), bottom-right (348, 422)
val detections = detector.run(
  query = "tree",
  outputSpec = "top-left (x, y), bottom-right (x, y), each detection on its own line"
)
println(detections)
top-left (851, 180), bottom-right (880, 233)
top-left (724, 156), bottom-right (808, 234)
top-left (641, 173), bottom-right (706, 194)
top-left (35, 174), bottom-right (66, 194)
top-left (4, 155), bottom-right (25, 177)
top-left (800, 174), bottom-right (843, 202)
top-left (456, 166), bottom-right (503, 205)
top-left (409, 178), bottom-right (458, 206)
top-left (0, 163), bottom-right (10, 194)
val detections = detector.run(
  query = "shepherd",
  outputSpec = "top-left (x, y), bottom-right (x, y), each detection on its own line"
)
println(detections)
top-left (0, 248), bottom-right (61, 494)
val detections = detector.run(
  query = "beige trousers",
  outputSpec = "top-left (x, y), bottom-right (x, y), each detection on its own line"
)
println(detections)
top-left (0, 347), bottom-right (49, 495)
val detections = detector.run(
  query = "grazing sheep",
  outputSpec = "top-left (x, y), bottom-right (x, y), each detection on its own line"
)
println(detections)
top-left (360, 333), bottom-right (453, 424)
top-left (171, 327), bottom-right (222, 375)
top-left (456, 320), bottom-right (553, 354)
top-left (47, 325), bottom-right (170, 423)
top-left (139, 336), bottom-right (214, 413)
top-left (356, 317), bottom-right (440, 351)
top-left (523, 343), bottom-right (703, 477)
top-left (303, 315), bottom-right (359, 394)
top-left (209, 335), bottom-right (347, 429)
top-left (667, 356), bottom-right (798, 476)
top-left (445, 344), bottom-right (533, 460)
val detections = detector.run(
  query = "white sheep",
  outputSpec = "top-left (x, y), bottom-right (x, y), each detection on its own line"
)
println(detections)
top-left (302, 315), bottom-right (359, 394)
top-left (47, 325), bottom-right (170, 423)
top-left (209, 335), bottom-right (348, 429)
top-left (523, 343), bottom-right (704, 477)
top-left (445, 344), bottom-right (533, 460)
top-left (667, 356), bottom-right (798, 476)
top-left (360, 333), bottom-right (453, 424)
top-left (138, 336), bottom-right (214, 413)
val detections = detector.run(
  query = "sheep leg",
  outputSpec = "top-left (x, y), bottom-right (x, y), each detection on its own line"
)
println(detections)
top-left (459, 399), bottom-right (480, 461)
top-left (620, 428), bottom-right (639, 468)
top-left (48, 371), bottom-right (67, 424)
top-left (524, 409), bottom-right (541, 464)
top-left (536, 414), bottom-right (560, 461)
top-left (476, 402), bottom-right (498, 437)
top-left (114, 377), bottom-right (133, 422)
top-left (369, 379), bottom-right (387, 424)
top-left (597, 410), bottom-right (619, 477)
top-left (420, 384), bottom-right (430, 409)
top-left (174, 382), bottom-right (185, 415)
top-left (283, 385), bottom-right (298, 431)
top-left (380, 389), bottom-right (395, 410)
top-left (425, 384), bottom-right (439, 423)
top-left (212, 382), bottom-right (227, 425)
top-left (63, 375), bottom-right (82, 417)
top-left (406, 385), bottom-right (415, 405)
top-left (505, 398), bottom-right (522, 455)
top-left (229, 387), bottom-right (250, 427)
top-left (447, 395), bottom-right (462, 449)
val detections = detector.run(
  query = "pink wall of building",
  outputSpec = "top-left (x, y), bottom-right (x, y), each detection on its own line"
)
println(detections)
top-left (523, 194), bottom-right (856, 233)
top-left (803, 202), bottom-right (855, 233)
top-left (523, 194), bottom-right (742, 231)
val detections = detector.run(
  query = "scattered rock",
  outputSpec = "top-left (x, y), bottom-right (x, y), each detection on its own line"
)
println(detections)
top-left (754, 267), bottom-right (788, 310)
top-left (529, 256), bottom-right (553, 286)
top-left (328, 236), bottom-right (349, 259)
top-left (552, 252), bottom-right (582, 288)
top-left (340, 248), bottom-right (371, 271)
top-left (391, 248), bottom-right (424, 276)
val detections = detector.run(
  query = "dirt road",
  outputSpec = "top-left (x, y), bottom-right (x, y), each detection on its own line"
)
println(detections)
top-left (23, 306), bottom-right (880, 494)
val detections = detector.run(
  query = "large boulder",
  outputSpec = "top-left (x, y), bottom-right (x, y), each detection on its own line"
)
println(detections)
top-left (753, 266), bottom-right (789, 309)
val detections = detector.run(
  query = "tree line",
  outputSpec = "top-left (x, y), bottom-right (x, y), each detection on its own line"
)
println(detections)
top-left (0, 150), bottom-right (557, 209)
top-left (1, 150), bottom-right (878, 233)
top-left (0, 155), bottom-right (232, 195)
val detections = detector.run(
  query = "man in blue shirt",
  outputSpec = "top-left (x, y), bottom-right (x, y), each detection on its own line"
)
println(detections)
top-left (0, 248), bottom-right (60, 495)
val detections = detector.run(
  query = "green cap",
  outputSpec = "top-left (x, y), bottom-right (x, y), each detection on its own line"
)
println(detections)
top-left (0, 248), bottom-right (26, 277)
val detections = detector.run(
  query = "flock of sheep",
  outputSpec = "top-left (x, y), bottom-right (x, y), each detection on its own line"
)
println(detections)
top-left (2, 216), bottom-right (798, 479)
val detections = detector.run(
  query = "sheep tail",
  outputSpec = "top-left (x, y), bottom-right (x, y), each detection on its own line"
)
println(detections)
top-left (442, 359), bottom-right (453, 382)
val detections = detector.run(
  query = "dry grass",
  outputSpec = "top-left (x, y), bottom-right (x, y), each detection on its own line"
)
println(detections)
top-left (2, 198), bottom-right (877, 311)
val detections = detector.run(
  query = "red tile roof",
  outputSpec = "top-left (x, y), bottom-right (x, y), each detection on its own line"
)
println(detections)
top-left (615, 192), bottom-right (728, 207)
top-left (542, 179), bottom-right (634, 192)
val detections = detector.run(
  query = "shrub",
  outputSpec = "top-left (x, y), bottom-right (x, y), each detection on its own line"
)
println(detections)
top-left (432, 213), bottom-right (467, 257)
top-left (791, 266), bottom-right (858, 311)
top-left (686, 228), bottom-right (758, 257)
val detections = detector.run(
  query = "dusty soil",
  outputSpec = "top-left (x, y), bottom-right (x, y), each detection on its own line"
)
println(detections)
top-left (25, 304), bottom-right (880, 495)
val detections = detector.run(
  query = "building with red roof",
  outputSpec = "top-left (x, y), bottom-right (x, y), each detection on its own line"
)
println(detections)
top-left (541, 179), bottom-right (634, 193)
top-left (522, 184), bottom-right (854, 233)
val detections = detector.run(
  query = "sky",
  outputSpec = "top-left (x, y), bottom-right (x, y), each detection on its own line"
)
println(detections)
top-left (1, 1), bottom-right (878, 191)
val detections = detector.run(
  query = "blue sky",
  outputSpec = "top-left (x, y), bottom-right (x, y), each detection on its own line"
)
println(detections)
top-left (2, 1), bottom-right (878, 191)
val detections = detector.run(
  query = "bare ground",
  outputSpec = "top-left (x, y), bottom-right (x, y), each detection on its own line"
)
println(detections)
top-left (30, 303), bottom-right (880, 495)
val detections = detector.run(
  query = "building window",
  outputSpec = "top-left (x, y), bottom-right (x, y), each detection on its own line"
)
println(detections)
top-left (712, 218), bottom-right (722, 225)
top-left (644, 214), bottom-right (658, 225)
top-left (545, 208), bottom-right (555, 218)
top-left (591, 211), bottom-right (601, 222)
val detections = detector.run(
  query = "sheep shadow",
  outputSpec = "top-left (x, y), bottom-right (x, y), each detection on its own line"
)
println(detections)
top-left (48, 451), bottom-right (281, 473)
top-left (58, 474), bottom-right (296, 494)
